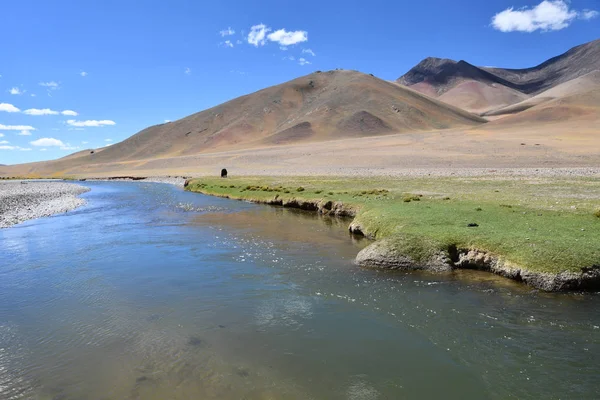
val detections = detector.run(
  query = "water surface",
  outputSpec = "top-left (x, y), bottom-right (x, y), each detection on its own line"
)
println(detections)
top-left (0, 182), bottom-right (598, 399)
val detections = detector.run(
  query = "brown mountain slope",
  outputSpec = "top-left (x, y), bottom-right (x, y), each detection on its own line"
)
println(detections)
top-left (396, 58), bottom-right (530, 113)
top-left (0, 70), bottom-right (485, 176)
top-left (397, 39), bottom-right (600, 113)
top-left (70, 70), bottom-right (485, 164)
top-left (485, 85), bottom-right (600, 129)
top-left (437, 80), bottom-right (529, 113)
top-left (483, 70), bottom-right (600, 117)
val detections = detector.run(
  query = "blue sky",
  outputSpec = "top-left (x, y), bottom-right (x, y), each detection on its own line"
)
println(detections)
top-left (1, 0), bottom-right (598, 165)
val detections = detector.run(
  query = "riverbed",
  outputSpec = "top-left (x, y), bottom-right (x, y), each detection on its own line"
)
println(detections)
top-left (0, 181), bottom-right (598, 399)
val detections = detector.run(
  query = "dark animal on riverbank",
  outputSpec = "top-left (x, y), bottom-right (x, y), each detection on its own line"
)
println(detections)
top-left (184, 179), bottom-right (191, 188)
top-left (221, 169), bottom-right (228, 178)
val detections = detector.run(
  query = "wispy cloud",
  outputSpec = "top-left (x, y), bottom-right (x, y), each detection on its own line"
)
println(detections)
top-left (80, 71), bottom-right (88, 77)
top-left (9, 87), bottom-right (23, 95)
top-left (0, 103), bottom-right (20, 113)
top-left (298, 57), bottom-right (311, 66)
top-left (30, 138), bottom-right (65, 147)
top-left (66, 119), bottom-right (115, 127)
top-left (302, 48), bottom-right (316, 57)
top-left (248, 24), bottom-right (270, 46)
top-left (23, 108), bottom-right (59, 116)
top-left (219, 27), bottom-right (235, 37)
top-left (0, 145), bottom-right (31, 151)
top-left (30, 137), bottom-right (78, 150)
top-left (267, 29), bottom-right (308, 46)
top-left (185, 67), bottom-right (191, 75)
top-left (18, 130), bottom-right (32, 136)
top-left (105, 138), bottom-right (113, 142)
top-left (580, 9), bottom-right (599, 20)
top-left (39, 81), bottom-right (59, 89)
top-left (0, 140), bottom-right (8, 144)
top-left (0, 124), bottom-right (35, 131)
top-left (491, 0), bottom-right (597, 32)
top-left (221, 40), bottom-right (234, 48)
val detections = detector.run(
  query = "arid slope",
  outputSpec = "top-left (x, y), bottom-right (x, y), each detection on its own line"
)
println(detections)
top-left (397, 39), bottom-right (600, 114)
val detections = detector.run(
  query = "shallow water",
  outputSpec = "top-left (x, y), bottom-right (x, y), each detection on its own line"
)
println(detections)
top-left (0, 182), bottom-right (598, 399)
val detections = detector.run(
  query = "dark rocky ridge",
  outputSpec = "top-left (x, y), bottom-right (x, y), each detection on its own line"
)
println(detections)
top-left (398, 39), bottom-right (600, 96)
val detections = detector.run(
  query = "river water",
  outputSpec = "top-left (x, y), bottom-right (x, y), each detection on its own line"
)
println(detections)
top-left (0, 182), bottom-right (598, 399)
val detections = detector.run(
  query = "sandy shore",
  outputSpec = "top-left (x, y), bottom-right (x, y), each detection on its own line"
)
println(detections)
top-left (0, 181), bottom-right (90, 228)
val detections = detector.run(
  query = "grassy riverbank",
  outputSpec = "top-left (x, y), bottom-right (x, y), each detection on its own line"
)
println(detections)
top-left (185, 176), bottom-right (600, 279)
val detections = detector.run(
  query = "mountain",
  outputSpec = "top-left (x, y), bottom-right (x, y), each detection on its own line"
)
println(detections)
top-left (0, 70), bottom-right (486, 177)
top-left (485, 74), bottom-right (600, 129)
top-left (75, 70), bottom-right (484, 164)
top-left (397, 39), bottom-right (600, 114)
top-left (481, 39), bottom-right (600, 95)
top-left (484, 70), bottom-right (600, 117)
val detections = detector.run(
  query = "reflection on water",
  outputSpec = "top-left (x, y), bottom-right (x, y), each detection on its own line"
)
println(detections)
top-left (0, 182), bottom-right (598, 399)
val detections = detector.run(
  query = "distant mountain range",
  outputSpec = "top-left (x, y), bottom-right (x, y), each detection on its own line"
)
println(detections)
top-left (397, 39), bottom-right (600, 114)
top-left (1, 38), bottom-right (598, 177)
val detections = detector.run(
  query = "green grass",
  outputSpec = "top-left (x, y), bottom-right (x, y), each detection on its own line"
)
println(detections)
top-left (186, 176), bottom-right (600, 275)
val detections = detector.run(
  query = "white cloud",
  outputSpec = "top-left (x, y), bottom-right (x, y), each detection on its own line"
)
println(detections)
top-left (28, 138), bottom-right (77, 151)
top-left (81, 141), bottom-right (89, 144)
top-left (302, 48), bottom-right (316, 57)
top-left (164, 119), bottom-right (171, 123)
top-left (0, 140), bottom-right (8, 144)
top-left (61, 110), bottom-right (78, 116)
top-left (105, 138), bottom-right (113, 142)
top-left (80, 71), bottom-right (88, 77)
top-left (219, 27), bottom-right (235, 37)
top-left (298, 57), bottom-right (311, 66)
top-left (0, 133), bottom-right (3, 137)
top-left (0, 124), bottom-right (35, 131)
top-left (580, 9), bottom-right (599, 20)
top-left (185, 67), bottom-right (191, 75)
top-left (39, 81), bottom-right (59, 89)
top-left (30, 94), bottom-right (36, 97)
top-left (30, 138), bottom-right (65, 147)
top-left (491, 1), bottom-right (596, 32)
top-left (236, 40), bottom-right (242, 45)
top-left (40, 148), bottom-right (47, 151)
top-left (0, 103), bottom-right (20, 113)
top-left (222, 40), bottom-right (234, 48)
top-left (0, 145), bottom-right (31, 151)
top-left (280, 46), bottom-right (288, 51)
top-left (267, 29), bottom-right (308, 46)
top-left (23, 108), bottom-right (59, 115)
top-left (9, 87), bottom-right (23, 95)
top-left (284, 56), bottom-right (296, 61)
top-left (248, 24), bottom-right (271, 46)
top-left (66, 119), bottom-right (116, 127)
top-left (18, 130), bottom-right (32, 136)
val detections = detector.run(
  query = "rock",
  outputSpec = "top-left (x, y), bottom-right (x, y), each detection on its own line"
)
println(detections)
top-left (221, 168), bottom-right (228, 178)
top-left (355, 237), bottom-right (452, 272)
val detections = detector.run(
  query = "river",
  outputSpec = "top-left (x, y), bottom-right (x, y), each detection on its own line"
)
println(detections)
top-left (0, 182), bottom-right (598, 399)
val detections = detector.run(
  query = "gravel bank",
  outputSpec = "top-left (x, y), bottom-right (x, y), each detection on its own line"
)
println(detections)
top-left (0, 181), bottom-right (90, 228)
